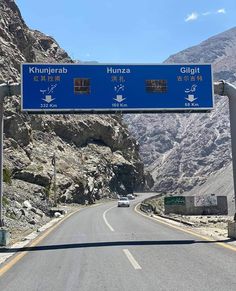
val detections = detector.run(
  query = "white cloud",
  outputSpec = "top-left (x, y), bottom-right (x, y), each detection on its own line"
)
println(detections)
top-left (185, 12), bottom-right (198, 22)
top-left (185, 8), bottom-right (226, 22)
top-left (217, 8), bottom-right (226, 14)
top-left (202, 11), bottom-right (212, 16)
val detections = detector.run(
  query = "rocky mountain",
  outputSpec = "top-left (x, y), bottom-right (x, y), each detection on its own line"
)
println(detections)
top-left (124, 27), bottom-right (236, 213)
top-left (166, 27), bottom-right (236, 84)
top-left (0, 0), bottom-right (145, 237)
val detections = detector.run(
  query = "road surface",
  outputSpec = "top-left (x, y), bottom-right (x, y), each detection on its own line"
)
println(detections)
top-left (0, 193), bottom-right (236, 291)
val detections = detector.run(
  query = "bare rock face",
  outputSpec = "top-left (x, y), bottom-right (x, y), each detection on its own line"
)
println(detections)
top-left (0, 0), bottom-right (145, 233)
top-left (125, 27), bottom-right (236, 204)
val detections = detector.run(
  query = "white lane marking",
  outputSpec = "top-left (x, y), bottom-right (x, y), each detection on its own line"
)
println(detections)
top-left (123, 249), bottom-right (142, 270)
top-left (103, 206), bottom-right (116, 232)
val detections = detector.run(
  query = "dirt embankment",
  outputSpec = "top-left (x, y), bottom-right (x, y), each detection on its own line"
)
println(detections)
top-left (141, 195), bottom-right (234, 240)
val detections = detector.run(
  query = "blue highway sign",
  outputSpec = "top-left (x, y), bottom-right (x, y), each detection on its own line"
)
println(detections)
top-left (21, 63), bottom-right (213, 113)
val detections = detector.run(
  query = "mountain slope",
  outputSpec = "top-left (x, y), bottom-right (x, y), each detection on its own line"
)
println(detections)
top-left (166, 27), bottom-right (236, 83)
top-left (124, 27), bottom-right (236, 211)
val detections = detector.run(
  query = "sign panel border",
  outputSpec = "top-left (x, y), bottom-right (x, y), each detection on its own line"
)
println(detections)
top-left (21, 63), bottom-right (214, 114)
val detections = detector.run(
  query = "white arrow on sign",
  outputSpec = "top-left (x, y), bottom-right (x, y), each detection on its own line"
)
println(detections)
top-left (185, 94), bottom-right (197, 102)
top-left (42, 95), bottom-right (55, 103)
top-left (114, 95), bottom-right (126, 103)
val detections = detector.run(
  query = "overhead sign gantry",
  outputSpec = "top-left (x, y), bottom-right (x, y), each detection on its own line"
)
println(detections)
top-left (21, 63), bottom-right (213, 113)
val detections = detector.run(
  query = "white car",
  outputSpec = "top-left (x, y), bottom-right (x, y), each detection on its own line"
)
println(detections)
top-left (127, 194), bottom-right (135, 200)
top-left (117, 197), bottom-right (130, 207)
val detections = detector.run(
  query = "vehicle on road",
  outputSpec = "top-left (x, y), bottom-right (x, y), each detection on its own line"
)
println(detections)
top-left (127, 194), bottom-right (135, 200)
top-left (117, 197), bottom-right (130, 207)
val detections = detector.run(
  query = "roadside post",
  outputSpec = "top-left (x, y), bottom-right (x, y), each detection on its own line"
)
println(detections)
top-left (0, 88), bottom-right (5, 228)
top-left (0, 82), bottom-right (20, 246)
top-left (52, 153), bottom-right (57, 207)
top-left (214, 81), bottom-right (236, 238)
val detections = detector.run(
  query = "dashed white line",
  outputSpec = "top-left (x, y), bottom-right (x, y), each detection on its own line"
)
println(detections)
top-left (123, 249), bottom-right (142, 270)
top-left (103, 206), bottom-right (116, 232)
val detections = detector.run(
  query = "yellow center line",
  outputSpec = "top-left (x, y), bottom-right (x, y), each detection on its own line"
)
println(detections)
top-left (0, 204), bottom-right (105, 278)
top-left (134, 203), bottom-right (236, 252)
top-left (0, 209), bottom-right (79, 277)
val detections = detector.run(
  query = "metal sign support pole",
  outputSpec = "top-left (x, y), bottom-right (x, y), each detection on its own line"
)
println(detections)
top-left (0, 83), bottom-right (9, 228)
top-left (0, 83), bottom-right (20, 244)
top-left (0, 96), bottom-right (4, 227)
top-left (214, 81), bottom-right (236, 238)
top-left (228, 92), bottom-right (236, 221)
top-left (53, 154), bottom-right (57, 207)
top-left (214, 81), bottom-right (236, 217)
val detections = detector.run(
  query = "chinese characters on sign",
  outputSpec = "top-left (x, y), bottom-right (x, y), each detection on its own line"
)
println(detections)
top-left (177, 75), bottom-right (203, 82)
top-left (33, 75), bottom-right (61, 82)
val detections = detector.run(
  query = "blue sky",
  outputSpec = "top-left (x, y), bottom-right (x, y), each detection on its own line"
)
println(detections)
top-left (15, 0), bottom-right (235, 63)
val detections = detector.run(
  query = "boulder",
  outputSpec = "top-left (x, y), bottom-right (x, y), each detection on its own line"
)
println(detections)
top-left (23, 200), bottom-right (32, 209)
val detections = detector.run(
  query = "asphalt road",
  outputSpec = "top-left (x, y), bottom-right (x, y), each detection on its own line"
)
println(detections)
top-left (0, 193), bottom-right (236, 291)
